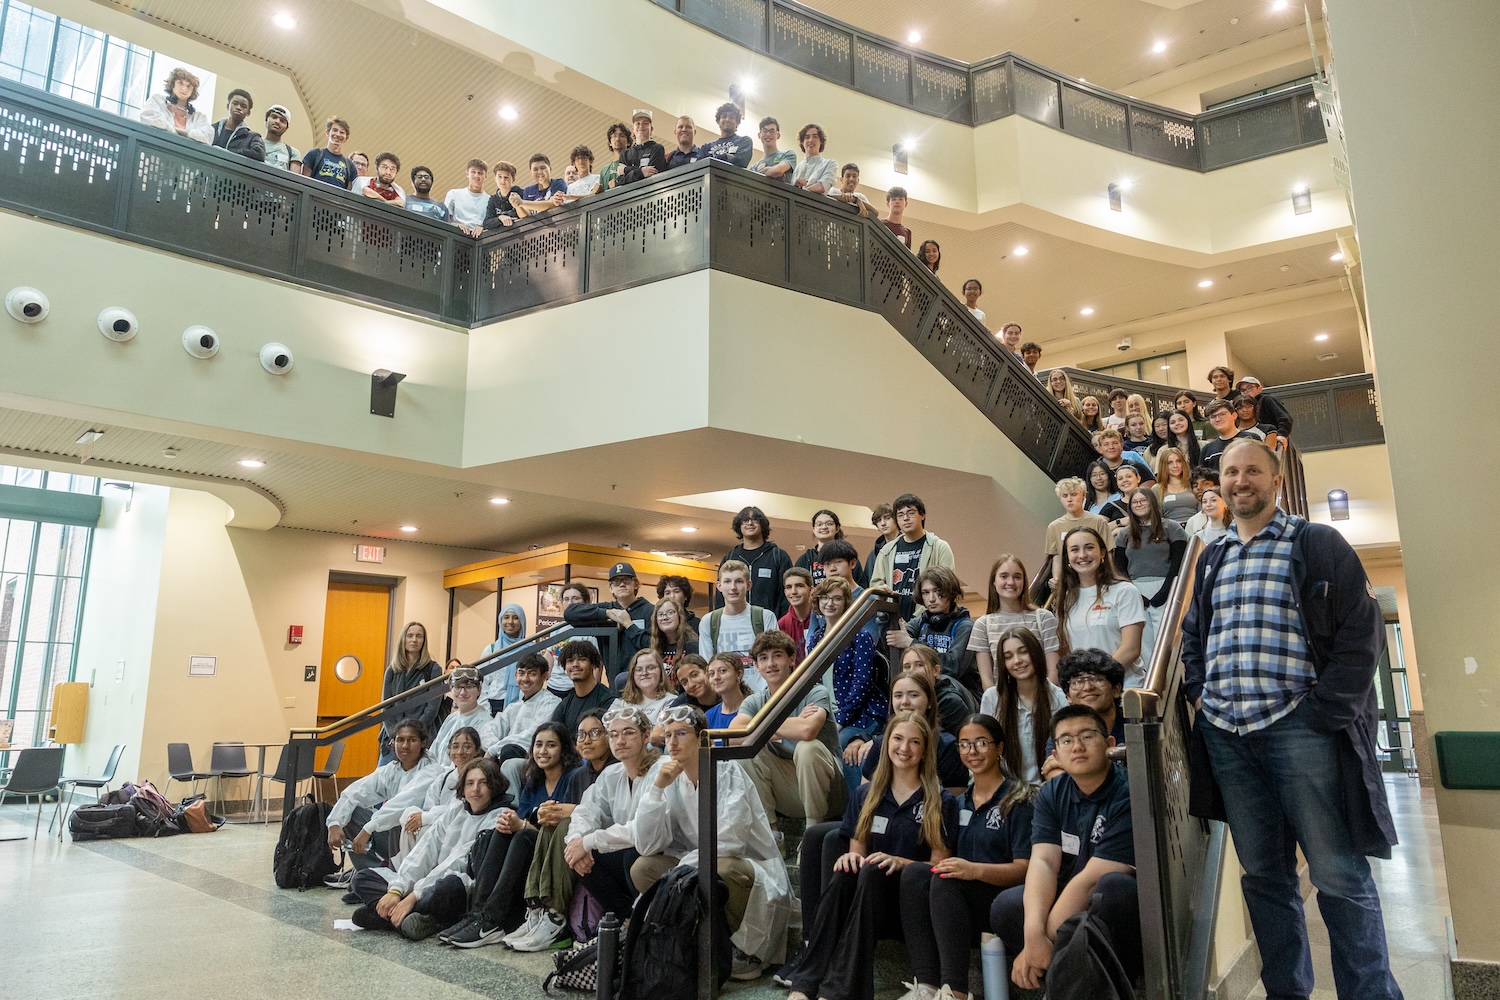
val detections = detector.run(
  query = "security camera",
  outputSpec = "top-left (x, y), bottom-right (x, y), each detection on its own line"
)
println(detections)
top-left (5, 287), bottom-right (49, 323)
top-left (98, 307), bottom-right (139, 342)
top-left (1116, 337), bottom-right (1133, 352)
top-left (259, 342), bottom-right (294, 375)
top-left (182, 325), bottom-right (219, 359)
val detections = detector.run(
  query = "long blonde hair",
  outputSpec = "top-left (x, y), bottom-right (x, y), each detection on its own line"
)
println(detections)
top-left (855, 712), bottom-right (946, 852)
top-left (391, 622), bottom-right (434, 674)
top-left (1047, 370), bottom-right (1080, 415)
top-left (1153, 446), bottom-right (1191, 493)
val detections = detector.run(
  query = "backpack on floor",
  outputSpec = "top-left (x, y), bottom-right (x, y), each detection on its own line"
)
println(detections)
top-left (1046, 909), bottom-right (1136, 1000)
top-left (274, 800), bottom-right (340, 890)
top-left (542, 934), bottom-right (617, 995)
top-left (69, 802), bottom-right (140, 841)
top-left (618, 865), bottom-right (731, 1000)
top-left (129, 780), bottom-right (181, 837)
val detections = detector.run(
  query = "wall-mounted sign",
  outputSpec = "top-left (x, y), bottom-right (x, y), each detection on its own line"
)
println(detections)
top-left (188, 655), bottom-right (216, 677)
top-left (355, 545), bottom-right (386, 564)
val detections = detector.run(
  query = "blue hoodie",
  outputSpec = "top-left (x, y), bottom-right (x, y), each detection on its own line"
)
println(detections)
top-left (480, 603), bottom-right (528, 708)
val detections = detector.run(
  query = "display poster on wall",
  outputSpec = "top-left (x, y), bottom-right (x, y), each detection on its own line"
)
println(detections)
top-left (536, 584), bottom-right (596, 630)
top-left (188, 655), bottom-right (217, 677)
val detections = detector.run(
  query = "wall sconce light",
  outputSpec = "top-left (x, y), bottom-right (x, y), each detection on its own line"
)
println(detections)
top-left (1292, 185), bottom-right (1312, 215)
top-left (728, 82), bottom-right (748, 114)
top-left (370, 369), bottom-right (407, 418)
top-left (892, 143), bottom-right (909, 175)
top-left (1107, 182), bottom-right (1124, 212)
top-left (1327, 489), bottom-right (1350, 520)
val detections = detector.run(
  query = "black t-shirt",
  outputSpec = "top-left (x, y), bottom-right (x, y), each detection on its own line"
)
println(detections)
top-left (1032, 763), bottom-right (1134, 890)
top-left (891, 535), bottom-right (927, 618)
top-left (303, 147), bottom-right (356, 189)
top-left (703, 134), bottom-right (753, 167)
top-left (1200, 430), bottom-right (1258, 471)
top-left (550, 682), bottom-right (616, 731)
top-left (839, 781), bottom-right (959, 861)
top-left (482, 191), bottom-right (520, 229)
top-left (956, 780), bottom-right (1035, 864)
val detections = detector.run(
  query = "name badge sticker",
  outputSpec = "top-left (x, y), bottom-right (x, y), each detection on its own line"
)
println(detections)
top-left (758, 568), bottom-right (772, 578)
top-left (632, 620), bottom-right (645, 630)
top-left (1061, 832), bottom-right (1081, 856)
top-left (959, 809), bottom-right (973, 827)
top-left (871, 816), bottom-right (889, 835)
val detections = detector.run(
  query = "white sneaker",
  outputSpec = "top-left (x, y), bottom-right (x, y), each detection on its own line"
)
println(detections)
top-left (509, 908), bottom-right (567, 952)
top-left (897, 983), bottom-right (942, 1000)
top-left (501, 907), bottom-right (542, 947)
top-left (731, 947), bottom-right (764, 981)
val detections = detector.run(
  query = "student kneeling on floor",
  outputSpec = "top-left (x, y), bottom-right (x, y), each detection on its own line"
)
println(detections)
top-left (632, 704), bottom-right (795, 982)
top-left (990, 704), bottom-right (1140, 992)
top-left (325, 718), bottom-right (436, 883)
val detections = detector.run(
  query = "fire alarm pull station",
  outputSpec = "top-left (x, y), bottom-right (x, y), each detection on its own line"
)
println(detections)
top-left (288, 625), bottom-right (304, 645)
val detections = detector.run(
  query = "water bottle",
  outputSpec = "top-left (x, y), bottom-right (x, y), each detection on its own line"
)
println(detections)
top-left (596, 912), bottom-right (621, 1000)
top-left (981, 936), bottom-right (1009, 1000)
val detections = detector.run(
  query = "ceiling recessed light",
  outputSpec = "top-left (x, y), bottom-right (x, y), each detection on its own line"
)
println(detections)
top-left (1152, 40), bottom-right (1167, 54)
top-left (1330, 251), bottom-right (1344, 261)
top-left (272, 12), bottom-right (297, 29)
top-left (1314, 333), bottom-right (1330, 341)
top-left (1197, 279), bottom-right (1214, 288)
top-left (400, 525), bottom-right (418, 532)
top-left (1080, 307), bottom-right (1095, 316)
top-left (1272, 0), bottom-right (1289, 10)
top-left (681, 526), bottom-right (698, 533)
top-left (1306, 99), bottom-right (1319, 108)
top-left (498, 106), bottom-right (518, 121)
top-left (1160, 364), bottom-right (1172, 370)
top-left (907, 30), bottom-right (922, 43)
top-left (161, 447), bottom-right (179, 459)
top-left (1013, 246), bottom-right (1029, 256)
top-left (489, 496), bottom-right (510, 505)
top-left (237, 458), bottom-right (265, 468)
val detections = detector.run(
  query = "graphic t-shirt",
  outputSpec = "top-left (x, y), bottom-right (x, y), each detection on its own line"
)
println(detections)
top-left (405, 196), bottom-right (451, 222)
top-left (303, 148), bottom-right (356, 189)
top-left (750, 149), bottom-right (796, 181)
top-left (263, 140), bottom-right (301, 172)
top-left (703, 134), bottom-right (753, 167)
top-left (881, 220), bottom-right (913, 248)
top-left (891, 535), bottom-right (927, 619)
top-left (599, 160), bottom-right (623, 190)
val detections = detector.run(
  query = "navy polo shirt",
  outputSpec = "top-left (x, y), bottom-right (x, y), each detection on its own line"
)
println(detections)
top-left (1044, 702), bottom-right (1126, 758)
top-left (861, 731), bottom-right (969, 788)
top-left (956, 780), bottom-right (1035, 864)
top-left (521, 179), bottom-right (567, 201)
top-left (840, 782), bottom-right (959, 861)
top-left (1031, 762), bottom-right (1133, 890)
top-left (665, 145), bottom-right (702, 170)
top-left (516, 770), bottom-right (570, 824)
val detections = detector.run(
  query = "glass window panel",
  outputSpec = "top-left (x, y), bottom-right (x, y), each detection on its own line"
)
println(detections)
top-left (47, 19), bottom-right (105, 105)
top-left (0, 467), bottom-right (15, 486)
top-left (0, 573), bottom-right (23, 687)
top-left (33, 521), bottom-right (63, 576)
top-left (61, 524), bottom-right (89, 576)
top-left (4, 520), bottom-right (35, 574)
top-left (12, 466), bottom-right (42, 490)
top-left (23, 572), bottom-right (55, 636)
top-left (49, 577), bottom-right (81, 642)
top-left (14, 641), bottom-right (49, 739)
top-left (0, 4), bottom-right (57, 89)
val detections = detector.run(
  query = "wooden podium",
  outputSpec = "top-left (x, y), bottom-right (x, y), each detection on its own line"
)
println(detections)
top-left (48, 682), bottom-right (88, 744)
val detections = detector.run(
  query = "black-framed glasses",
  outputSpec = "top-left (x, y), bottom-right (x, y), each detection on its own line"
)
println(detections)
top-left (1067, 672), bottom-right (1109, 690)
top-left (957, 738), bottom-right (995, 752)
top-left (576, 729), bottom-right (606, 743)
top-left (1054, 731), bottom-right (1105, 749)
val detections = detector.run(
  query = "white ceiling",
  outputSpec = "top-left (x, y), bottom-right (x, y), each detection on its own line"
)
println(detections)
top-left (801, 0), bottom-right (1323, 93)
top-left (1225, 305), bottom-right (1363, 385)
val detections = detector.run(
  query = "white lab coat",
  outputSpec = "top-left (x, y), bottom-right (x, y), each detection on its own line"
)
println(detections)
top-left (430, 705), bottom-right (505, 760)
top-left (633, 760), bottom-right (794, 962)
top-left (326, 756), bottom-right (436, 829)
top-left (494, 689), bottom-right (561, 752)
top-left (387, 799), bottom-right (501, 900)
top-left (567, 758), bottom-right (662, 853)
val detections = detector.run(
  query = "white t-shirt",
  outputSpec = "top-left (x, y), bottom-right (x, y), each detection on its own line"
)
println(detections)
top-left (979, 681), bottom-right (1070, 784)
top-left (968, 306), bottom-right (987, 324)
top-left (1064, 583), bottom-right (1147, 687)
top-left (444, 187), bottom-right (489, 226)
top-left (567, 174), bottom-right (599, 197)
top-left (697, 606), bottom-right (780, 695)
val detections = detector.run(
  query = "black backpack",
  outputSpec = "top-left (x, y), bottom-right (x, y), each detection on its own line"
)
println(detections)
top-left (618, 865), bottom-right (731, 1000)
top-left (1046, 909), bottom-right (1136, 1000)
top-left (274, 800), bottom-right (340, 890)
top-left (69, 802), bottom-right (139, 841)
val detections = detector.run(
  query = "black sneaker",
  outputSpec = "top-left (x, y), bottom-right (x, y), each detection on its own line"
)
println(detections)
top-left (446, 918), bottom-right (509, 949)
top-left (350, 905), bottom-right (380, 930)
top-left (437, 915), bottom-right (476, 944)
top-left (772, 944), bottom-right (807, 988)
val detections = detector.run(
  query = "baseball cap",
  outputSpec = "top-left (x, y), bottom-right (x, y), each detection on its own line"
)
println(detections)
top-left (608, 561), bottom-right (637, 580)
top-left (266, 103), bottom-right (291, 120)
top-left (631, 109), bottom-right (653, 123)
top-left (448, 665), bottom-right (479, 685)
top-left (1236, 375), bottom-right (1262, 387)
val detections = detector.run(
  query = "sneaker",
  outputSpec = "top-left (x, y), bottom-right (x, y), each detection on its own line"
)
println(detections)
top-left (509, 908), bottom-right (567, 952)
top-left (399, 912), bottom-right (436, 941)
top-left (437, 915), bottom-right (476, 944)
top-left (341, 891), bottom-right (360, 905)
top-left (446, 919), bottom-right (509, 949)
top-left (897, 983), bottom-right (939, 1000)
top-left (323, 868), bottom-right (353, 890)
top-left (349, 905), bottom-right (380, 930)
top-left (501, 907), bottom-right (543, 947)
top-left (772, 945), bottom-right (806, 988)
top-left (731, 947), bottom-right (764, 981)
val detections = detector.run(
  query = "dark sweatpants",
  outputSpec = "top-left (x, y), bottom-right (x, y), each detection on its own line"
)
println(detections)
top-left (989, 871), bottom-right (1143, 984)
top-left (797, 821), bottom-right (847, 942)
top-left (345, 805), bottom-right (397, 871)
top-left (350, 868), bottom-right (467, 932)
top-left (469, 826), bottom-right (535, 930)
top-left (792, 864), bottom-right (905, 1000)
top-left (900, 863), bottom-right (1001, 994)
top-left (577, 847), bottom-right (640, 920)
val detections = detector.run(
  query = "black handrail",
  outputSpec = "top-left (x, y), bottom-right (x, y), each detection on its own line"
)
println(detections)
top-left (693, 587), bottom-right (899, 998)
top-left (646, 0), bottom-right (1326, 168)
top-left (280, 623), bottom-right (618, 818)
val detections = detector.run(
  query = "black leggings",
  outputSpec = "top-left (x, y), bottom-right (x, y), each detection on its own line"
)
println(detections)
top-left (797, 821), bottom-right (847, 942)
top-left (469, 826), bottom-right (535, 931)
top-left (792, 864), bottom-right (905, 1000)
top-left (577, 847), bottom-right (639, 920)
top-left (900, 864), bottom-right (1000, 993)
top-left (990, 871), bottom-right (1143, 984)
top-left (350, 869), bottom-right (467, 931)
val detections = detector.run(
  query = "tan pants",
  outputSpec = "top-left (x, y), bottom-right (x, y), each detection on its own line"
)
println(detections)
top-left (630, 854), bottom-right (755, 932)
top-left (740, 740), bottom-right (843, 824)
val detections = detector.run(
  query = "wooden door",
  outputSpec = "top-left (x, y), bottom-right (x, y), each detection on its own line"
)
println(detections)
top-left (317, 581), bottom-right (391, 780)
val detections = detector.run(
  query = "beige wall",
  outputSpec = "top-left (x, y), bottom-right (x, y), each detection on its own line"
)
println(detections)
top-left (72, 487), bottom-right (500, 789)
top-left (1325, 0), bottom-right (1500, 963)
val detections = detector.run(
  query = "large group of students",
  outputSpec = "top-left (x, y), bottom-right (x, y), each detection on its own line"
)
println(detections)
top-left (306, 432), bottom-right (1410, 1000)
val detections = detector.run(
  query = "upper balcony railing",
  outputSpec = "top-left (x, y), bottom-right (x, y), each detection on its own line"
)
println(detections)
top-left (0, 76), bottom-right (1096, 482)
top-left (647, 0), bottom-right (1327, 170)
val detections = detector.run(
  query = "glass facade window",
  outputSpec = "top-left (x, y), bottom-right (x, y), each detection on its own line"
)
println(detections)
top-left (0, 0), bottom-right (214, 121)
top-left (0, 465), bottom-right (96, 748)
top-left (1089, 349), bottom-right (1189, 388)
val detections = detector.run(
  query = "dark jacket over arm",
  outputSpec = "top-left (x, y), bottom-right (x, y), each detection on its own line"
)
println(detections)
top-left (1257, 391), bottom-right (1294, 437)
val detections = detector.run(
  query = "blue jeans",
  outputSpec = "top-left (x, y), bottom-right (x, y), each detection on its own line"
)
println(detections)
top-left (839, 722), bottom-right (881, 796)
top-left (1200, 701), bottom-right (1404, 1000)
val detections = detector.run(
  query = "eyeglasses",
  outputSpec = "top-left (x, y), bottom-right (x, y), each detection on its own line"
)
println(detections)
top-left (1067, 672), bottom-right (1110, 690)
top-left (633, 665), bottom-right (660, 674)
top-left (577, 729), bottom-right (606, 743)
top-left (1054, 731), bottom-right (1106, 749)
top-left (957, 738), bottom-right (995, 752)
top-left (607, 727), bottom-right (642, 740)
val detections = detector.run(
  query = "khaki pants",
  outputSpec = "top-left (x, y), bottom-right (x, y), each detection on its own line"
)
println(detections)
top-left (741, 740), bottom-right (843, 824)
top-left (630, 854), bottom-right (755, 931)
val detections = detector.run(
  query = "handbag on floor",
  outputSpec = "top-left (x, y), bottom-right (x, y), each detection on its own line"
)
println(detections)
top-left (176, 794), bottom-right (225, 833)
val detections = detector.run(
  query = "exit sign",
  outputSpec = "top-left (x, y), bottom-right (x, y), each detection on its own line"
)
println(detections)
top-left (355, 544), bottom-right (386, 563)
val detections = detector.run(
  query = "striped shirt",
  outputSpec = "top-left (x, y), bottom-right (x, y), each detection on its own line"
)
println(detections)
top-left (1200, 510), bottom-right (1315, 734)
